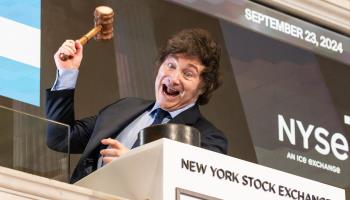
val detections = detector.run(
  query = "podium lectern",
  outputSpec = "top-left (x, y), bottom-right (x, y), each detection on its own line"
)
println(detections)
top-left (76, 139), bottom-right (345, 200)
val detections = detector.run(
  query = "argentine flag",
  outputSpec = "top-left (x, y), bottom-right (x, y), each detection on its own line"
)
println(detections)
top-left (0, 0), bottom-right (40, 106)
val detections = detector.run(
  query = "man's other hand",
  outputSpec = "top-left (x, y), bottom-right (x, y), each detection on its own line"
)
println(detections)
top-left (100, 138), bottom-right (130, 164)
top-left (54, 40), bottom-right (83, 70)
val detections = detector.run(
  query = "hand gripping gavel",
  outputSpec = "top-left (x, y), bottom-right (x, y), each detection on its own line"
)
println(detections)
top-left (59, 6), bottom-right (114, 61)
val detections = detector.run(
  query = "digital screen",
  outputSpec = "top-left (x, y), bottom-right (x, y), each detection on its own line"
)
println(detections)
top-left (169, 0), bottom-right (350, 190)
top-left (0, 0), bottom-right (40, 106)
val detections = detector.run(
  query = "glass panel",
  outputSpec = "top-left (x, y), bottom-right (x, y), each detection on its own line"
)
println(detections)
top-left (0, 105), bottom-right (70, 182)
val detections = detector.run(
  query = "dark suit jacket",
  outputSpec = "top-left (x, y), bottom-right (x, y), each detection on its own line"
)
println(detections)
top-left (45, 89), bottom-right (227, 183)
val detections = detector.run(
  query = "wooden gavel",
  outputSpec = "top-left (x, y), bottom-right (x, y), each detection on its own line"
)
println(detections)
top-left (59, 6), bottom-right (114, 61)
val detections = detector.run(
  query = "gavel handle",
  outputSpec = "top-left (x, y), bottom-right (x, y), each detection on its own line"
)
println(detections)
top-left (59, 25), bottom-right (103, 61)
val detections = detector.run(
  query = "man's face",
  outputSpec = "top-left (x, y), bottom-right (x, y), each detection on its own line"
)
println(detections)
top-left (155, 54), bottom-right (205, 111)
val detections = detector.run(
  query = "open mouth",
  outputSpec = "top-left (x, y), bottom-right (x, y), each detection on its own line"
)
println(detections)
top-left (162, 84), bottom-right (180, 96)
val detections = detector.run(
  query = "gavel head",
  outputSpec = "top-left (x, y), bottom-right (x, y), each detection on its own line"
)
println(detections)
top-left (94, 6), bottom-right (114, 40)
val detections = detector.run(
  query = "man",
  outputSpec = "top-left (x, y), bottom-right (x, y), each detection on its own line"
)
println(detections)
top-left (46, 28), bottom-right (227, 183)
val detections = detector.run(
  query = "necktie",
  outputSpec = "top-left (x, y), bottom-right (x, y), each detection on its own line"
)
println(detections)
top-left (151, 108), bottom-right (171, 125)
top-left (132, 108), bottom-right (171, 148)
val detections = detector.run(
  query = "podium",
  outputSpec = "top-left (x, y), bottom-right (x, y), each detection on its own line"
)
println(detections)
top-left (75, 139), bottom-right (345, 200)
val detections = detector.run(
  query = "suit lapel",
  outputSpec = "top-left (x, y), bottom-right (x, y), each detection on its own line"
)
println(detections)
top-left (169, 104), bottom-right (201, 125)
top-left (81, 98), bottom-right (154, 160)
top-left (80, 101), bottom-right (201, 160)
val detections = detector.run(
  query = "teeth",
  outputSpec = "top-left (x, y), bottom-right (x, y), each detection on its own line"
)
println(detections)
top-left (162, 84), bottom-right (181, 96)
top-left (168, 88), bottom-right (177, 92)
top-left (166, 86), bottom-right (177, 93)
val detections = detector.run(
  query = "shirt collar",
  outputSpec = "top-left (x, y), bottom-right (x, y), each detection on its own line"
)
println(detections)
top-left (149, 102), bottom-right (196, 119)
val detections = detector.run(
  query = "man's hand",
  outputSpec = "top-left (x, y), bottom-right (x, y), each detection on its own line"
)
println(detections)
top-left (54, 40), bottom-right (83, 70)
top-left (100, 138), bottom-right (130, 164)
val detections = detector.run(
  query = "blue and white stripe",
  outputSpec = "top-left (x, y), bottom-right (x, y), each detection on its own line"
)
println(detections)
top-left (0, 0), bottom-right (40, 106)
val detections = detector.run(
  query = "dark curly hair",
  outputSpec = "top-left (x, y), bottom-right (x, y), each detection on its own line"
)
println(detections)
top-left (156, 28), bottom-right (222, 105)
